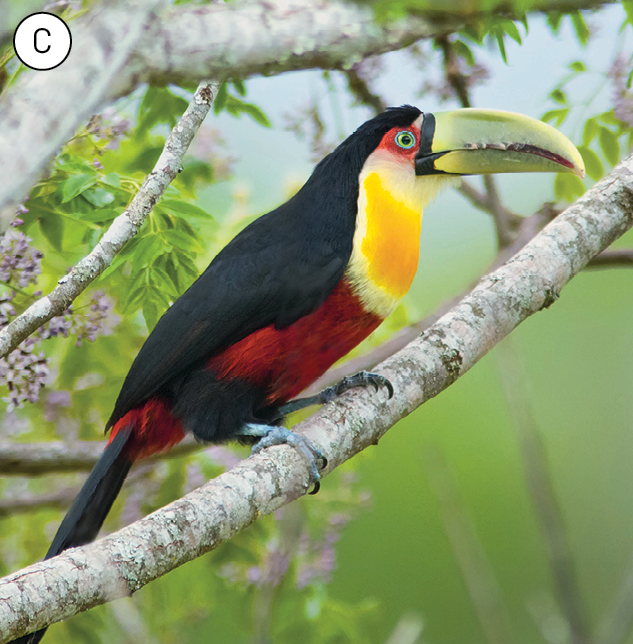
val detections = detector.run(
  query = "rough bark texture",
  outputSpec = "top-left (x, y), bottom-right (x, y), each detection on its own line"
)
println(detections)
top-left (1, 156), bottom-right (631, 643)
top-left (0, 80), bottom-right (219, 360)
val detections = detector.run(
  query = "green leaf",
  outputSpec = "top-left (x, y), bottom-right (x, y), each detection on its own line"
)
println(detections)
top-left (142, 297), bottom-right (161, 332)
top-left (582, 118), bottom-right (598, 146)
top-left (554, 173), bottom-right (585, 202)
top-left (627, 69), bottom-right (633, 90)
top-left (160, 199), bottom-right (213, 219)
top-left (599, 127), bottom-right (620, 166)
top-left (78, 208), bottom-right (120, 224)
top-left (232, 78), bottom-right (246, 96)
top-left (546, 11), bottom-right (563, 33)
top-left (131, 235), bottom-right (165, 273)
top-left (163, 228), bottom-right (204, 254)
top-left (224, 95), bottom-right (271, 127)
top-left (122, 284), bottom-right (147, 313)
top-left (600, 110), bottom-right (621, 126)
top-left (452, 40), bottom-right (475, 66)
top-left (569, 60), bottom-right (586, 72)
top-left (60, 173), bottom-right (97, 203)
top-left (213, 82), bottom-right (228, 114)
top-left (624, 0), bottom-right (633, 24)
top-left (39, 212), bottom-right (65, 250)
top-left (541, 108), bottom-right (568, 126)
top-left (101, 173), bottom-right (121, 188)
top-left (176, 254), bottom-right (200, 279)
top-left (502, 19), bottom-right (522, 45)
top-left (549, 89), bottom-right (567, 105)
top-left (577, 145), bottom-right (603, 181)
top-left (138, 86), bottom-right (189, 132)
top-left (494, 29), bottom-right (507, 64)
top-left (150, 265), bottom-right (179, 298)
top-left (82, 188), bottom-right (115, 208)
top-left (570, 11), bottom-right (589, 46)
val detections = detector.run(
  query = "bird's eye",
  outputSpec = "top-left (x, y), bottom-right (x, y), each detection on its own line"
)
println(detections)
top-left (395, 131), bottom-right (416, 149)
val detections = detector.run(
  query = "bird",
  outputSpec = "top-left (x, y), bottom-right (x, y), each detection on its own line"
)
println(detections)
top-left (12, 105), bottom-right (584, 644)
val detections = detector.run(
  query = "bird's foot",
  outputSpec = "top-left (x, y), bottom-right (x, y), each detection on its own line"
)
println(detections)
top-left (242, 424), bottom-right (327, 494)
top-left (275, 371), bottom-right (394, 419)
top-left (318, 371), bottom-right (394, 404)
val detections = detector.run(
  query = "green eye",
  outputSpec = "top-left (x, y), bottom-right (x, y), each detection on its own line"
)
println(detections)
top-left (395, 131), bottom-right (416, 149)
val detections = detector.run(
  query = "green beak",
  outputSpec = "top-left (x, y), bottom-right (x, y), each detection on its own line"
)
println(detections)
top-left (415, 108), bottom-right (585, 178)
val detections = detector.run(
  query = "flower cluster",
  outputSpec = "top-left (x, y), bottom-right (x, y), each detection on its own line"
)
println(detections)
top-left (0, 229), bottom-right (43, 289)
top-left (218, 472), bottom-right (371, 592)
top-left (72, 291), bottom-right (120, 347)
top-left (0, 227), bottom-right (119, 411)
top-left (86, 107), bottom-right (131, 151)
top-left (609, 54), bottom-right (633, 128)
top-left (0, 337), bottom-right (49, 412)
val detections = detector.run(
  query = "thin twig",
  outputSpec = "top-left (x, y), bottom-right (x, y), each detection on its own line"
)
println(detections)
top-left (0, 435), bottom-right (204, 476)
top-left (585, 248), bottom-right (633, 268)
top-left (436, 34), bottom-right (522, 247)
top-left (0, 80), bottom-right (219, 360)
top-left (0, 464), bottom-right (154, 517)
top-left (343, 66), bottom-right (387, 115)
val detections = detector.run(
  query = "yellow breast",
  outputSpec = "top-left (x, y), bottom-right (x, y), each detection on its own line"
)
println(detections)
top-left (346, 156), bottom-right (459, 318)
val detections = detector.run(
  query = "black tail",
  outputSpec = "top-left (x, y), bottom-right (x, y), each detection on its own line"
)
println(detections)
top-left (10, 426), bottom-right (134, 644)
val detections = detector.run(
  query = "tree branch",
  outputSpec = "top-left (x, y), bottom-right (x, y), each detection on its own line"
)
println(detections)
top-left (0, 0), bottom-right (456, 220)
top-left (0, 436), bottom-right (204, 476)
top-left (0, 0), bottom-right (166, 227)
top-left (585, 248), bottom-right (633, 268)
top-left (0, 80), bottom-right (219, 360)
top-left (1, 155), bottom-right (632, 643)
top-left (0, 0), bottom-right (615, 224)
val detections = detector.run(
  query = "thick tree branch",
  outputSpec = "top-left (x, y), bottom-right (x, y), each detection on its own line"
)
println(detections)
top-left (1, 155), bottom-right (631, 643)
top-left (0, 80), bottom-right (219, 360)
top-left (0, 0), bottom-right (166, 227)
top-left (0, 0), bottom-right (453, 219)
top-left (0, 0), bottom-right (615, 223)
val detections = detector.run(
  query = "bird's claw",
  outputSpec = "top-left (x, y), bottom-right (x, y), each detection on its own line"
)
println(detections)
top-left (319, 371), bottom-right (394, 404)
top-left (250, 426), bottom-right (327, 494)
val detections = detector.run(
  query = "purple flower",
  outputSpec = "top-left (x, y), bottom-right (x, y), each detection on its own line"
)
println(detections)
top-left (0, 230), bottom-right (43, 288)
top-left (609, 54), bottom-right (633, 128)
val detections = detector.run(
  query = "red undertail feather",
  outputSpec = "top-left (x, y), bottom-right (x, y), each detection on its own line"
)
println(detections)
top-left (108, 397), bottom-right (185, 461)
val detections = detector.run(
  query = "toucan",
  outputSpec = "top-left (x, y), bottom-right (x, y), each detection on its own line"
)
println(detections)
top-left (12, 106), bottom-right (584, 644)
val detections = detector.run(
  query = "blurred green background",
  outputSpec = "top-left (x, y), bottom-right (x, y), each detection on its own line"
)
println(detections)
top-left (1, 3), bottom-right (633, 644)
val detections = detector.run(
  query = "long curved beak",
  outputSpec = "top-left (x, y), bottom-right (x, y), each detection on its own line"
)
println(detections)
top-left (415, 109), bottom-right (585, 178)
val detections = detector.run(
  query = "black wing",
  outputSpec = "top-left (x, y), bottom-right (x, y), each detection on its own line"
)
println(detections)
top-left (107, 184), bottom-right (357, 428)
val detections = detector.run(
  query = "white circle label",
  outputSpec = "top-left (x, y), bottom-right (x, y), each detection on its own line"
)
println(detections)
top-left (13, 13), bottom-right (72, 71)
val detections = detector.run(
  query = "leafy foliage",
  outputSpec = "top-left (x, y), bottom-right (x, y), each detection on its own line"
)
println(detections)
top-left (1, 2), bottom-right (632, 644)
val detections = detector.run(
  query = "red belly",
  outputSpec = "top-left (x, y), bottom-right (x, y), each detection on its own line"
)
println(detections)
top-left (112, 279), bottom-right (382, 459)
top-left (206, 279), bottom-right (383, 404)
